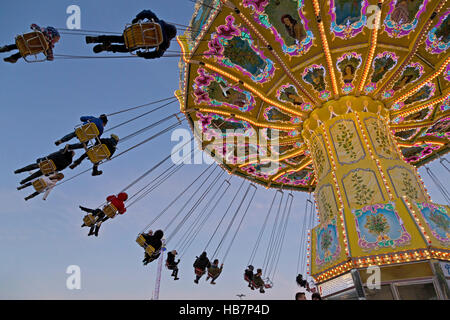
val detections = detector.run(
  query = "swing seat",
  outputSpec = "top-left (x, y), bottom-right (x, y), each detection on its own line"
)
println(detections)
top-left (83, 214), bottom-right (96, 227)
top-left (195, 268), bottom-right (205, 276)
top-left (75, 122), bottom-right (100, 144)
top-left (38, 159), bottom-right (56, 175)
top-left (102, 203), bottom-right (118, 219)
top-left (123, 22), bottom-right (163, 51)
top-left (32, 178), bottom-right (47, 193)
top-left (145, 244), bottom-right (156, 256)
top-left (136, 234), bottom-right (147, 247)
top-left (87, 144), bottom-right (111, 164)
top-left (15, 31), bottom-right (48, 62)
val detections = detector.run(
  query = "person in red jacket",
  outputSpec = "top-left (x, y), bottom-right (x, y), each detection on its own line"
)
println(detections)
top-left (79, 192), bottom-right (128, 236)
top-left (106, 192), bottom-right (128, 214)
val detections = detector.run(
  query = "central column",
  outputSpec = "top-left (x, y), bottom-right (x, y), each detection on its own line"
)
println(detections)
top-left (302, 96), bottom-right (436, 284)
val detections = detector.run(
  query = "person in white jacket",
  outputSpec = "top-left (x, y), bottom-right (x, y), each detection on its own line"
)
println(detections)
top-left (17, 173), bottom-right (64, 201)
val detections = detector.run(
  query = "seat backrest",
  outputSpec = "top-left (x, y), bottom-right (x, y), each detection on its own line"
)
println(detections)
top-left (87, 144), bottom-right (111, 164)
top-left (136, 234), bottom-right (147, 247)
top-left (32, 178), bottom-right (47, 192)
top-left (75, 122), bottom-right (100, 143)
top-left (102, 203), bottom-right (118, 218)
top-left (15, 31), bottom-right (49, 56)
top-left (38, 159), bottom-right (56, 175)
top-left (123, 22), bottom-right (163, 51)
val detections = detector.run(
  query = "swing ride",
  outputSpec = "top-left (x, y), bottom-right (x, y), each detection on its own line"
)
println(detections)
top-left (5, 0), bottom-right (450, 300)
top-left (175, 0), bottom-right (450, 299)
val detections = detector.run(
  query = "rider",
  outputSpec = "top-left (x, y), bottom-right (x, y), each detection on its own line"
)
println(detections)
top-left (166, 250), bottom-right (180, 280)
top-left (67, 134), bottom-right (119, 176)
top-left (1, 24), bottom-right (60, 63)
top-left (193, 252), bottom-right (211, 284)
top-left (55, 114), bottom-right (108, 146)
top-left (14, 148), bottom-right (75, 185)
top-left (80, 192), bottom-right (128, 236)
top-left (142, 229), bottom-right (164, 265)
top-left (253, 268), bottom-right (266, 294)
top-left (85, 9), bottom-right (177, 59)
top-left (244, 265), bottom-right (255, 290)
top-left (205, 259), bottom-right (223, 285)
top-left (17, 173), bottom-right (64, 201)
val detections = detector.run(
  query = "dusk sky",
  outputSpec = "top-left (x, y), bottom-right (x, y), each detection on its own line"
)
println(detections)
top-left (0, 0), bottom-right (448, 300)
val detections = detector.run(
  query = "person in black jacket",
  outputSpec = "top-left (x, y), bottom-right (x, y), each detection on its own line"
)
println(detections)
top-left (85, 9), bottom-right (177, 59)
top-left (67, 134), bottom-right (119, 176)
top-left (193, 251), bottom-right (211, 284)
top-left (166, 250), bottom-right (180, 280)
top-left (142, 229), bottom-right (164, 265)
top-left (14, 148), bottom-right (75, 184)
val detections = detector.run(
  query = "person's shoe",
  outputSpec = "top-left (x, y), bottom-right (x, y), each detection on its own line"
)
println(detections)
top-left (250, 286), bottom-right (255, 290)
top-left (174, 277), bottom-right (179, 280)
top-left (260, 288), bottom-right (265, 293)
top-left (55, 140), bottom-right (62, 146)
top-left (0, 46), bottom-right (9, 53)
top-left (211, 281), bottom-right (216, 285)
top-left (194, 279), bottom-right (199, 284)
top-left (85, 36), bottom-right (98, 44)
top-left (92, 170), bottom-right (103, 176)
top-left (24, 196), bottom-right (31, 201)
top-left (17, 185), bottom-right (26, 190)
top-left (69, 162), bottom-right (79, 169)
top-left (4, 56), bottom-right (18, 63)
top-left (94, 227), bottom-right (100, 237)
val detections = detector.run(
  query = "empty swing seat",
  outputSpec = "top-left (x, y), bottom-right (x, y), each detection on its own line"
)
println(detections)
top-left (102, 203), bottom-right (118, 219)
top-left (32, 178), bottom-right (47, 193)
top-left (15, 31), bottom-right (48, 59)
top-left (87, 144), bottom-right (111, 164)
top-left (123, 22), bottom-right (163, 51)
top-left (75, 123), bottom-right (100, 144)
top-left (83, 214), bottom-right (96, 227)
top-left (38, 159), bottom-right (56, 175)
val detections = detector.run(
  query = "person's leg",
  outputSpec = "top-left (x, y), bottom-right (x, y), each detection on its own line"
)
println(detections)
top-left (24, 192), bottom-right (40, 201)
top-left (173, 267), bottom-right (179, 280)
top-left (69, 153), bottom-right (88, 169)
top-left (88, 225), bottom-right (95, 236)
top-left (107, 45), bottom-right (129, 53)
top-left (67, 142), bottom-right (84, 150)
top-left (20, 171), bottom-right (43, 184)
top-left (93, 216), bottom-right (108, 237)
top-left (92, 164), bottom-right (103, 176)
top-left (4, 52), bottom-right (22, 63)
top-left (79, 206), bottom-right (96, 214)
top-left (86, 35), bottom-right (124, 44)
top-left (0, 44), bottom-right (18, 52)
top-left (143, 253), bottom-right (150, 265)
top-left (55, 132), bottom-right (77, 145)
top-left (211, 275), bottom-right (219, 284)
top-left (15, 163), bottom-right (39, 174)
top-left (17, 182), bottom-right (33, 190)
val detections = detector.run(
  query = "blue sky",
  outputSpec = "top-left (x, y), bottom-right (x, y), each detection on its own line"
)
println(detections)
top-left (0, 0), bottom-right (448, 300)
